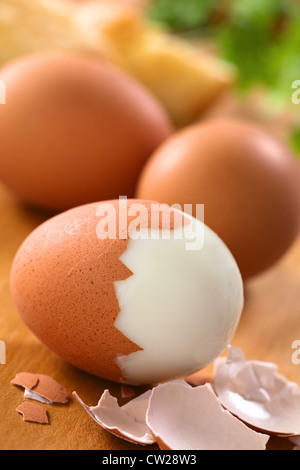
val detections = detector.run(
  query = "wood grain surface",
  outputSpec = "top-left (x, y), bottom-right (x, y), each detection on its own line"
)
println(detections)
top-left (0, 181), bottom-right (299, 450)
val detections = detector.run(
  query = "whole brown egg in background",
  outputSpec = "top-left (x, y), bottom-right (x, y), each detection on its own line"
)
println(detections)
top-left (136, 119), bottom-right (300, 279)
top-left (0, 52), bottom-right (172, 212)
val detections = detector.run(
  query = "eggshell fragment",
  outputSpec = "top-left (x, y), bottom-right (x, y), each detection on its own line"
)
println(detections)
top-left (11, 372), bottom-right (39, 391)
top-left (121, 385), bottom-right (136, 399)
top-left (145, 381), bottom-right (269, 450)
top-left (16, 401), bottom-right (49, 425)
top-left (289, 436), bottom-right (300, 450)
top-left (73, 389), bottom-right (155, 446)
top-left (11, 372), bottom-right (69, 404)
top-left (214, 346), bottom-right (300, 436)
top-left (184, 371), bottom-right (213, 387)
top-left (29, 374), bottom-right (69, 405)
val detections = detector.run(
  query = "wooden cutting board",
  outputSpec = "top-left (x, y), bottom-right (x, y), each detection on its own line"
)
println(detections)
top-left (0, 182), bottom-right (299, 450)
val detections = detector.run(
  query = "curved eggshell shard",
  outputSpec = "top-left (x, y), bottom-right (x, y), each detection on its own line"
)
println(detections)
top-left (25, 374), bottom-right (69, 404)
top-left (73, 389), bottom-right (155, 446)
top-left (121, 385), bottom-right (136, 399)
top-left (289, 436), bottom-right (300, 450)
top-left (214, 346), bottom-right (300, 436)
top-left (145, 381), bottom-right (269, 450)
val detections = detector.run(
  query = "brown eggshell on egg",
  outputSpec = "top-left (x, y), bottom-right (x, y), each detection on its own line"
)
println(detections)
top-left (10, 200), bottom-right (188, 384)
top-left (10, 201), bottom-right (140, 384)
top-left (136, 119), bottom-right (300, 279)
top-left (0, 52), bottom-right (172, 212)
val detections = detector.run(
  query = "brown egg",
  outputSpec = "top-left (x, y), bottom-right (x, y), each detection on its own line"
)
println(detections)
top-left (0, 52), bottom-right (172, 212)
top-left (136, 119), bottom-right (300, 279)
top-left (10, 199), bottom-right (243, 385)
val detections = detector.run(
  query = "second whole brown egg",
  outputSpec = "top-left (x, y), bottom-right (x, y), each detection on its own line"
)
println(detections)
top-left (136, 119), bottom-right (300, 279)
top-left (0, 52), bottom-right (172, 212)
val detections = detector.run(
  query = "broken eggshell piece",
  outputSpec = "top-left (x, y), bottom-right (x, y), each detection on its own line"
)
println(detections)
top-left (145, 381), bottom-right (269, 450)
top-left (121, 385), bottom-right (136, 399)
top-left (289, 436), bottom-right (300, 450)
top-left (16, 401), bottom-right (49, 425)
top-left (11, 372), bottom-right (69, 404)
top-left (214, 346), bottom-right (300, 436)
top-left (74, 380), bottom-right (268, 450)
top-left (72, 389), bottom-right (155, 446)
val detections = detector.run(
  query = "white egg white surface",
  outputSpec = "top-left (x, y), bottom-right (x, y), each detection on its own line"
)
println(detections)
top-left (114, 215), bottom-right (244, 384)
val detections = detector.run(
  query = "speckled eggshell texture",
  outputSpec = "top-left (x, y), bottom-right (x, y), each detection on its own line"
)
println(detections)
top-left (10, 201), bottom-right (140, 383)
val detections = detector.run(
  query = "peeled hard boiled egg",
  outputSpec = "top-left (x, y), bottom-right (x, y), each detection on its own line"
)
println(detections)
top-left (10, 199), bottom-right (243, 385)
top-left (137, 119), bottom-right (300, 279)
top-left (0, 52), bottom-right (172, 212)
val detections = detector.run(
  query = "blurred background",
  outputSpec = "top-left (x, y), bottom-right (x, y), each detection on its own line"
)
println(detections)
top-left (1, 0), bottom-right (300, 145)
top-left (147, 0), bottom-right (300, 146)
